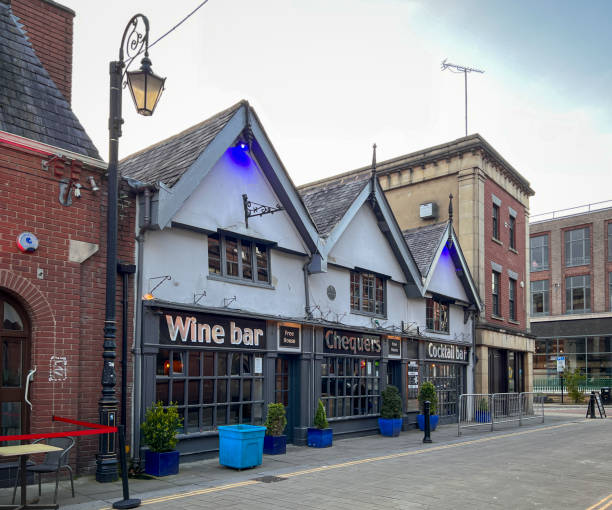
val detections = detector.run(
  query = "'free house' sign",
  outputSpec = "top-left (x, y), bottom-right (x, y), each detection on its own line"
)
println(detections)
top-left (161, 312), bottom-right (266, 349)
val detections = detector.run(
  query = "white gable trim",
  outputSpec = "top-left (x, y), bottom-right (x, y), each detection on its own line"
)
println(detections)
top-left (151, 104), bottom-right (320, 257)
top-left (423, 225), bottom-right (483, 312)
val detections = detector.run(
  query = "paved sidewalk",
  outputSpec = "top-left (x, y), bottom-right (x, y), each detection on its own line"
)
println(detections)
top-left (0, 408), bottom-right (604, 509)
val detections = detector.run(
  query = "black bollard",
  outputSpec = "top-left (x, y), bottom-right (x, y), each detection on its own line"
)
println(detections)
top-left (112, 425), bottom-right (141, 509)
top-left (590, 392), bottom-right (596, 419)
top-left (423, 401), bottom-right (432, 443)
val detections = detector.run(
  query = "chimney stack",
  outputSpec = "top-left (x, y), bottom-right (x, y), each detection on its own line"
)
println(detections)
top-left (10, 0), bottom-right (75, 104)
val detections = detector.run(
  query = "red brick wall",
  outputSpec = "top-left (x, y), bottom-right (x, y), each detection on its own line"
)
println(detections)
top-left (484, 179), bottom-right (527, 330)
top-left (10, 0), bottom-right (74, 103)
top-left (0, 142), bottom-right (135, 474)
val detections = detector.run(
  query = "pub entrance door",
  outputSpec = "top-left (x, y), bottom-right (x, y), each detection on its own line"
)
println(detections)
top-left (0, 293), bottom-right (31, 443)
top-left (275, 356), bottom-right (299, 442)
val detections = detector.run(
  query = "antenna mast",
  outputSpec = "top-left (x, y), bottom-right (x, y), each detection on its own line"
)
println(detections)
top-left (441, 59), bottom-right (484, 136)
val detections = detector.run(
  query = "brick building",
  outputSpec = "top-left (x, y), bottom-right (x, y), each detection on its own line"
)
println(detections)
top-left (304, 135), bottom-right (536, 394)
top-left (530, 202), bottom-right (612, 383)
top-left (0, 0), bottom-right (135, 479)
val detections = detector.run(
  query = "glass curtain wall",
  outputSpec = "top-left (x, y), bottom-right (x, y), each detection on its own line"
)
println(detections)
top-left (534, 337), bottom-right (612, 378)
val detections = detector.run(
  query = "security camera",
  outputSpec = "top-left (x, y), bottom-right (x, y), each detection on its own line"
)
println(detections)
top-left (87, 176), bottom-right (100, 192)
top-left (73, 183), bottom-right (82, 198)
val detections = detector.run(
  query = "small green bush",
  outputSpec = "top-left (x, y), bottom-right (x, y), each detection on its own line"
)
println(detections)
top-left (418, 381), bottom-right (438, 415)
top-left (264, 403), bottom-right (287, 436)
top-left (141, 401), bottom-right (183, 453)
top-left (477, 398), bottom-right (489, 411)
top-left (380, 385), bottom-right (402, 419)
top-left (564, 368), bottom-right (586, 404)
top-left (313, 399), bottom-right (329, 429)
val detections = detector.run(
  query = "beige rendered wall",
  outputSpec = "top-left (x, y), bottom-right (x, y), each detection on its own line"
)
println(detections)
top-left (383, 174), bottom-right (458, 231)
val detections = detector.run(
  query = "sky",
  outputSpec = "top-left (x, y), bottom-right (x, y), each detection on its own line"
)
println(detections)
top-left (62, 0), bottom-right (612, 216)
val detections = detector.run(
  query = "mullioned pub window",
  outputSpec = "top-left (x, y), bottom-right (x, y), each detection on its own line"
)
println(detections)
top-left (320, 357), bottom-right (380, 418)
top-left (426, 297), bottom-right (449, 333)
top-left (350, 271), bottom-right (385, 316)
top-left (208, 233), bottom-right (270, 284)
top-left (155, 349), bottom-right (264, 433)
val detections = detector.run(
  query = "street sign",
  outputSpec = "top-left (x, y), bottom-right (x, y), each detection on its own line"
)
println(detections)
top-left (557, 356), bottom-right (566, 372)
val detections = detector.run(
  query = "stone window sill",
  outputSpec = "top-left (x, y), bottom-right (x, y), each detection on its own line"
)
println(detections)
top-left (491, 314), bottom-right (504, 321)
top-left (508, 319), bottom-right (520, 325)
top-left (509, 247), bottom-right (518, 255)
top-left (492, 237), bottom-right (503, 246)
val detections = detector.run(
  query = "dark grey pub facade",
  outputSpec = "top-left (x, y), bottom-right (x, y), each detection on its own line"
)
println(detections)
top-left (142, 302), bottom-right (470, 457)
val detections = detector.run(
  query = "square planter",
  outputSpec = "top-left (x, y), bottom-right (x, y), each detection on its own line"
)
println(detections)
top-left (417, 414), bottom-right (439, 431)
top-left (145, 450), bottom-right (180, 477)
top-left (263, 435), bottom-right (287, 455)
top-left (218, 424), bottom-right (266, 469)
top-left (307, 428), bottom-right (332, 448)
top-left (378, 417), bottom-right (403, 437)
top-left (475, 411), bottom-right (491, 423)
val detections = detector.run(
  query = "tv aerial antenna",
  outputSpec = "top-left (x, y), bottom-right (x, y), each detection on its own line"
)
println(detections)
top-left (441, 59), bottom-right (484, 136)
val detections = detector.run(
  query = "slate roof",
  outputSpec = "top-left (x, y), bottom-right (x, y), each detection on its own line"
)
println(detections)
top-left (298, 171), bottom-right (371, 236)
top-left (402, 222), bottom-right (448, 277)
top-left (119, 101), bottom-right (244, 187)
top-left (0, 4), bottom-right (100, 159)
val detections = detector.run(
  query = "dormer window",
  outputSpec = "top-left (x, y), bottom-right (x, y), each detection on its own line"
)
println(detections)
top-left (208, 233), bottom-right (270, 284)
top-left (350, 270), bottom-right (385, 317)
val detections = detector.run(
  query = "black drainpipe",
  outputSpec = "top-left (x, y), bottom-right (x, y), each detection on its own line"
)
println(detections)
top-left (118, 262), bottom-right (136, 427)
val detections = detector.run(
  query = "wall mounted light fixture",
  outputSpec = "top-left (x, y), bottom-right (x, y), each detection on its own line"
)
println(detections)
top-left (142, 275), bottom-right (172, 300)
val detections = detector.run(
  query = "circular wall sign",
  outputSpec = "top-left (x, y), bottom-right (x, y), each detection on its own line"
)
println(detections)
top-left (327, 285), bottom-right (336, 301)
top-left (17, 232), bottom-right (39, 253)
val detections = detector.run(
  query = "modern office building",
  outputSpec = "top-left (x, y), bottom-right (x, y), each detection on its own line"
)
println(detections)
top-left (529, 202), bottom-right (612, 382)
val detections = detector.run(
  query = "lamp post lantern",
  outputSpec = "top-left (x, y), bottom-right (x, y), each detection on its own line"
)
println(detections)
top-left (96, 14), bottom-right (165, 483)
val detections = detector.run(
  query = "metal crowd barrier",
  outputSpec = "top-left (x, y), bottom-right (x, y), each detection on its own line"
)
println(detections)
top-left (458, 392), bottom-right (544, 436)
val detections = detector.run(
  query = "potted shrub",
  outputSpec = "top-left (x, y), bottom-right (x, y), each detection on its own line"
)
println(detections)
top-left (307, 400), bottom-right (332, 448)
top-left (141, 401), bottom-right (183, 477)
top-left (417, 381), bottom-right (439, 431)
top-left (475, 397), bottom-right (490, 423)
top-left (263, 403), bottom-right (287, 455)
top-left (379, 384), bottom-right (403, 436)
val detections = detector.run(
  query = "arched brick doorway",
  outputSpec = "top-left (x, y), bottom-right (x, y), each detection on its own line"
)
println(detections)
top-left (0, 292), bottom-right (31, 440)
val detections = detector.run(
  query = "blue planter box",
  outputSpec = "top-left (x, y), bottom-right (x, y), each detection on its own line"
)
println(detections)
top-left (417, 414), bottom-right (439, 431)
top-left (475, 411), bottom-right (491, 423)
top-left (218, 424), bottom-right (266, 469)
top-left (263, 435), bottom-right (287, 455)
top-left (307, 428), bottom-right (332, 448)
top-left (145, 450), bottom-right (179, 477)
top-left (378, 417), bottom-right (403, 437)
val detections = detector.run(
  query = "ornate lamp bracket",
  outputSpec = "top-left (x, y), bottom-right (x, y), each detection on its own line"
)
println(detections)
top-left (242, 193), bottom-right (284, 228)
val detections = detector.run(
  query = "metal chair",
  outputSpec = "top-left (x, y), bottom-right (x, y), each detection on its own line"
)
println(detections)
top-left (12, 437), bottom-right (75, 504)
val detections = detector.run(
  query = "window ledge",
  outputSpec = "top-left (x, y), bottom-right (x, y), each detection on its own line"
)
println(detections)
top-left (492, 237), bottom-right (503, 246)
top-left (425, 329), bottom-right (450, 335)
top-left (530, 267), bottom-right (549, 273)
top-left (509, 247), bottom-right (518, 255)
top-left (508, 319), bottom-right (520, 325)
top-left (491, 314), bottom-right (505, 321)
top-left (565, 262), bottom-right (590, 268)
top-left (207, 274), bottom-right (274, 290)
top-left (350, 310), bottom-right (387, 320)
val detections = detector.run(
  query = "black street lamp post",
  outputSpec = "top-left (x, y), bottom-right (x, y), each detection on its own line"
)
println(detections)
top-left (96, 14), bottom-right (165, 483)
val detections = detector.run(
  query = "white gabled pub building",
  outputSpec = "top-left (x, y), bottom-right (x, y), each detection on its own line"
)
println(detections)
top-left (120, 101), bottom-right (481, 461)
